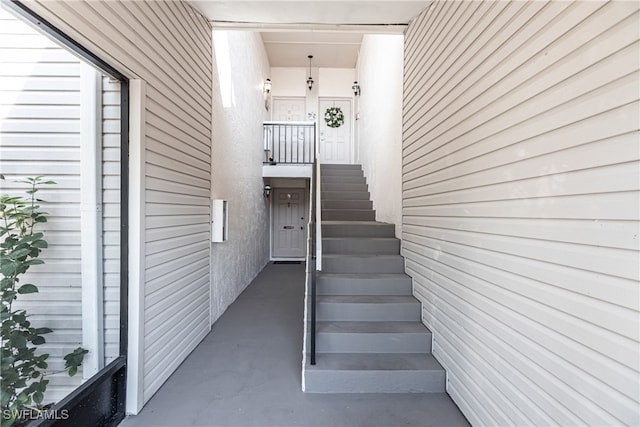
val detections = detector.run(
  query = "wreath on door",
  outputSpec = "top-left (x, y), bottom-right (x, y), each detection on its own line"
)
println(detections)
top-left (324, 106), bottom-right (345, 128)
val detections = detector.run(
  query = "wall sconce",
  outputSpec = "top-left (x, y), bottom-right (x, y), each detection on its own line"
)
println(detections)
top-left (306, 55), bottom-right (314, 90)
top-left (352, 81), bottom-right (361, 96)
top-left (263, 78), bottom-right (272, 94)
top-left (263, 184), bottom-right (271, 198)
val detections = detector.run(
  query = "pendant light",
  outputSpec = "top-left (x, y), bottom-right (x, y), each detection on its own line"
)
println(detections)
top-left (306, 55), bottom-right (314, 90)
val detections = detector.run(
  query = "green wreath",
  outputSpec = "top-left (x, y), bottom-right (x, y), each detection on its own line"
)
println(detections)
top-left (324, 107), bottom-right (345, 128)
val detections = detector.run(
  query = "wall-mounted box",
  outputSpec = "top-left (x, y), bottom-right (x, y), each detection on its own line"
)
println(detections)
top-left (211, 199), bottom-right (228, 242)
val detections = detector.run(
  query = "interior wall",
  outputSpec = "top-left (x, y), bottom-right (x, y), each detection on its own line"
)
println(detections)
top-left (210, 30), bottom-right (271, 323)
top-left (318, 68), bottom-right (355, 98)
top-left (355, 34), bottom-right (404, 236)
top-left (403, 2), bottom-right (639, 426)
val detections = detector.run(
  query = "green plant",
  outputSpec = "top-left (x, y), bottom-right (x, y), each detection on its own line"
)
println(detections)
top-left (0, 176), bottom-right (87, 427)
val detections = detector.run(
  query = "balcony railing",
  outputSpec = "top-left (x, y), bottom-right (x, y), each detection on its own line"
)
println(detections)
top-left (263, 121), bottom-right (316, 164)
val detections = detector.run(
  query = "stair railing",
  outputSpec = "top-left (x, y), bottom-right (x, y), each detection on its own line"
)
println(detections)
top-left (263, 121), bottom-right (316, 164)
top-left (308, 129), bottom-right (321, 365)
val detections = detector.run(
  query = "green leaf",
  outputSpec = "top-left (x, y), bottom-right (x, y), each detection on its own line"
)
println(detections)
top-left (0, 262), bottom-right (17, 276)
top-left (31, 336), bottom-right (45, 345)
top-left (33, 391), bottom-right (44, 404)
top-left (31, 240), bottom-right (48, 249)
top-left (17, 284), bottom-right (38, 294)
top-left (35, 327), bottom-right (52, 334)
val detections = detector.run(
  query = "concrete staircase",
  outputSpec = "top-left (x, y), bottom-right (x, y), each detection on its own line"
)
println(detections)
top-left (304, 164), bottom-right (446, 393)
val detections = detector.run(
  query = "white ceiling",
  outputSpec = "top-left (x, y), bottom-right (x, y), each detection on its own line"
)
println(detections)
top-left (189, 1), bottom-right (429, 68)
top-left (189, 1), bottom-right (430, 26)
top-left (262, 32), bottom-right (363, 68)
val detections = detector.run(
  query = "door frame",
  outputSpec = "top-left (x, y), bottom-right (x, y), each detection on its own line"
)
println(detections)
top-left (270, 186), bottom-right (310, 261)
top-left (318, 97), bottom-right (353, 164)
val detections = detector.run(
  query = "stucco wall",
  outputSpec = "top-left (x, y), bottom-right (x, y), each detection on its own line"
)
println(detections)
top-left (355, 34), bottom-right (404, 236)
top-left (210, 30), bottom-right (271, 323)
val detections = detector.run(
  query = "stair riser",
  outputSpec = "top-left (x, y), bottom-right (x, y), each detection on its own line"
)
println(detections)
top-left (322, 238), bottom-right (399, 254)
top-left (316, 333), bottom-right (431, 353)
top-left (321, 164), bottom-right (362, 170)
top-left (321, 183), bottom-right (368, 192)
top-left (304, 370), bottom-right (446, 393)
top-left (321, 176), bottom-right (366, 185)
top-left (317, 302), bottom-right (420, 321)
top-left (322, 223), bottom-right (395, 238)
top-left (317, 277), bottom-right (412, 295)
top-left (321, 168), bottom-right (364, 176)
top-left (322, 210), bottom-right (376, 221)
top-left (322, 256), bottom-right (405, 274)
top-left (322, 200), bottom-right (372, 209)
top-left (322, 191), bottom-right (370, 200)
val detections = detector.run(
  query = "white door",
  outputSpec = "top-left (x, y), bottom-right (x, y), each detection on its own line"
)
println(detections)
top-left (273, 97), bottom-right (306, 121)
top-left (319, 99), bottom-right (352, 164)
top-left (272, 189), bottom-right (306, 258)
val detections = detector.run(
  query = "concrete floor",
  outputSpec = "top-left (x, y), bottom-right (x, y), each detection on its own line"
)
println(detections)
top-left (120, 263), bottom-right (470, 427)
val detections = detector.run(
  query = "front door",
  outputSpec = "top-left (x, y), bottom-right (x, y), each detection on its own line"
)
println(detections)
top-left (272, 97), bottom-right (306, 121)
top-left (272, 188), bottom-right (306, 258)
top-left (319, 99), bottom-right (352, 164)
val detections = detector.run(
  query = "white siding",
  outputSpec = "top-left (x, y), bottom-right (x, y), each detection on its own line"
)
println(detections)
top-left (102, 75), bottom-right (121, 365)
top-left (0, 8), bottom-right (83, 402)
top-left (21, 0), bottom-right (214, 406)
top-left (403, 1), bottom-right (639, 426)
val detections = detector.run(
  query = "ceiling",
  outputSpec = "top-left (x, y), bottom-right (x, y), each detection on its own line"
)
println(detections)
top-left (188, 1), bottom-right (430, 68)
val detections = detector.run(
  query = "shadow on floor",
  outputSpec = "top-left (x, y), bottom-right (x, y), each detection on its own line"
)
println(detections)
top-left (120, 262), bottom-right (469, 427)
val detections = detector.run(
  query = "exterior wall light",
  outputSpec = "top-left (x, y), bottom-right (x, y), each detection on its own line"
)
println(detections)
top-left (263, 184), bottom-right (272, 198)
top-left (352, 81), bottom-right (361, 96)
top-left (263, 78), bottom-right (272, 94)
top-left (307, 55), bottom-right (314, 90)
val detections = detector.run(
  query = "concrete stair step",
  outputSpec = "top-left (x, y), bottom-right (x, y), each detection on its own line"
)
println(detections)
top-left (317, 273), bottom-right (413, 295)
top-left (321, 183), bottom-right (368, 192)
top-left (322, 237), bottom-right (399, 254)
top-left (321, 164), bottom-right (362, 170)
top-left (322, 209), bottom-right (376, 221)
top-left (321, 190), bottom-right (370, 200)
top-left (304, 353), bottom-right (446, 393)
top-left (315, 321), bottom-right (432, 353)
top-left (322, 221), bottom-right (395, 238)
top-left (322, 199), bottom-right (372, 209)
top-left (317, 295), bottom-right (421, 321)
top-left (322, 254), bottom-right (405, 273)
top-left (321, 176), bottom-right (366, 185)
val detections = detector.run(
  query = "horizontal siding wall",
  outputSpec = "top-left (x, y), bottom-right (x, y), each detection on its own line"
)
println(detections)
top-left (0, 8), bottom-right (84, 402)
top-left (403, 1), bottom-right (639, 426)
top-left (23, 0), bottom-right (213, 405)
top-left (102, 75), bottom-right (121, 365)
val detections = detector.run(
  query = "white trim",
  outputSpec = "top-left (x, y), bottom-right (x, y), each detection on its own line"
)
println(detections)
top-left (126, 79), bottom-right (146, 415)
top-left (209, 22), bottom-right (408, 34)
top-left (79, 63), bottom-right (105, 378)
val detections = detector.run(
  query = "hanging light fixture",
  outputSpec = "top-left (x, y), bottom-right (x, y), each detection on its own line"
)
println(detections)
top-left (306, 55), bottom-right (314, 90)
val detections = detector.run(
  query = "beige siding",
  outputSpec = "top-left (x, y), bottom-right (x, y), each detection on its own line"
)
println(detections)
top-left (0, 7), bottom-right (83, 402)
top-left (403, 1), bottom-right (639, 426)
top-left (22, 0), bottom-right (213, 404)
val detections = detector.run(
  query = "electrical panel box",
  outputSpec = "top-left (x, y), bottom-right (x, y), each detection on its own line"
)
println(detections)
top-left (211, 199), bottom-right (228, 242)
